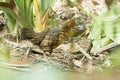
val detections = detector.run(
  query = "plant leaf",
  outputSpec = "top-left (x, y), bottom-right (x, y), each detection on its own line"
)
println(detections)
top-left (0, 3), bottom-right (22, 27)
top-left (88, 20), bottom-right (103, 40)
top-left (14, 0), bottom-right (33, 28)
top-left (101, 5), bottom-right (120, 43)
top-left (33, 0), bottom-right (43, 32)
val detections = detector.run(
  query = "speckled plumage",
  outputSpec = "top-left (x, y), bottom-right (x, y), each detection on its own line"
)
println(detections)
top-left (21, 20), bottom-right (76, 55)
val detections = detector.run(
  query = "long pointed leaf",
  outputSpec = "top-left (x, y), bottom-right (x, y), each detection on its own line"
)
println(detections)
top-left (14, 0), bottom-right (33, 28)
top-left (0, 5), bottom-right (22, 27)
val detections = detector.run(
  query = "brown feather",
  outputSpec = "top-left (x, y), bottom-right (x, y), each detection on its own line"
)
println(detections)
top-left (21, 20), bottom-right (76, 54)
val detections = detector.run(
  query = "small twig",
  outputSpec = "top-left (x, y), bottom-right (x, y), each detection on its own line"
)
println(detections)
top-left (31, 48), bottom-right (44, 54)
top-left (0, 63), bottom-right (30, 72)
top-left (0, 33), bottom-right (14, 37)
top-left (75, 43), bottom-right (92, 60)
top-left (80, 56), bottom-right (85, 62)
top-left (25, 48), bottom-right (31, 57)
top-left (91, 42), bottom-right (120, 54)
top-left (3, 39), bottom-right (38, 49)
top-left (16, 35), bottom-right (19, 43)
top-left (0, 62), bottom-right (30, 68)
top-left (30, 54), bottom-right (71, 68)
top-left (0, 65), bottom-right (30, 72)
top-left (3, 39), bottom-right (19, 46)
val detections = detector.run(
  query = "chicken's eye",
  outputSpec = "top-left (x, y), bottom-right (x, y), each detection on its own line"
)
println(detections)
top-left (71, 22), bottom-right (75, 25)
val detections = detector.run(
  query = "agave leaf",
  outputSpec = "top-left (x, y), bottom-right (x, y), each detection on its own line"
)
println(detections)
top-left (0, 0), bottom-right (33, 34)
top-left (40, 0), bottom-right (55, 15)
top-left (26, 0), bottom-right (33, 26)
top-left (92, 39), bottom-right (101, 50)
top-left (30, 3), bottom-right (34, 26)
top-left (14, 0), bottom-right (33, 28)
top-left (0, 2), bottom-right (20, 34)
top-left (101, 36), bottom-right (110, 47)
top-left (41, 7), bottom-right (51, 30)
top-left (23, 0), bottom-right (33, 28)
top-left (0, 2), bottom-right (15, 15)
top-left (14, 0), bottom-right (24, 14)
top-left (0, 4), bottom-right (22, 26)
top-left (89, 4), bottom-right (120, 49)
top-left (101, 5), bottom-right (120, 43)
top-left (91, 36), bottom-right (110, 50)
top-left (103, 16), bottom-right (120, 43)
top-left (33, 0), bottom-right (43, 32)
top-left (5, 13), bottom-right (16, 32)
top-left (88, 19), bottom-right (103, 40)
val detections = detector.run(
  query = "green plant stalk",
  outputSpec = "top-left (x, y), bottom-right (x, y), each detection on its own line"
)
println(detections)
top-left (0, 0), bottom-right (33, 34)
top-left (14, 0), bottom-right (33, 28)
top-left (0, 5), bottom-right (23, 27)
top-left (33, 0), bottom-right (43, 32)
top-left (5, 13), bottom-right (16, 33)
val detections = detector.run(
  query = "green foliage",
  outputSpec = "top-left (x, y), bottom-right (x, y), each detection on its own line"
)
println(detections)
top-left (40, 0), bottom-right (55, 15)
top-left (0, 0), bottom-right (55, 33)
top-left (110, 46), bottom-right (120, 67)
top-left (14, 0), bottom-right (33, 28)
top-left (0, 0), bottom-right (33, 34)
top-left (103, 46), bottom-right (120, 72)
top-left (5, 13), bottom-right (18, 34)
top-left (0, 39), bottom-right (10, 62)
top-left (33, 0), bottom-right (55, 32)
top-left (89, 3), bottom-right (120, 50)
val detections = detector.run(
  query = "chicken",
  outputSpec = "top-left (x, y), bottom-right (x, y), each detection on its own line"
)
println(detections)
top-left (21, 19), bottom-right (76, 56)
top-left (21, 28), bottom-right (49, 45)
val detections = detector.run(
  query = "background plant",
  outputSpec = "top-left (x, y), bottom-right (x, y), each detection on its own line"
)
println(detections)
top-left (33, 0), bottom-right (55, 32)
top-left (0, 0), bottom-right (55, 34)
top-left (0, 0), bottom-right (33, 35)
top-left (88, 2), bottom-right (120, 50)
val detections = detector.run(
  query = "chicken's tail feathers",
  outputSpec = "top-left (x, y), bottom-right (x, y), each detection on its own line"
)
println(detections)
top-left (21, 28), bottom-right (35, 39)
